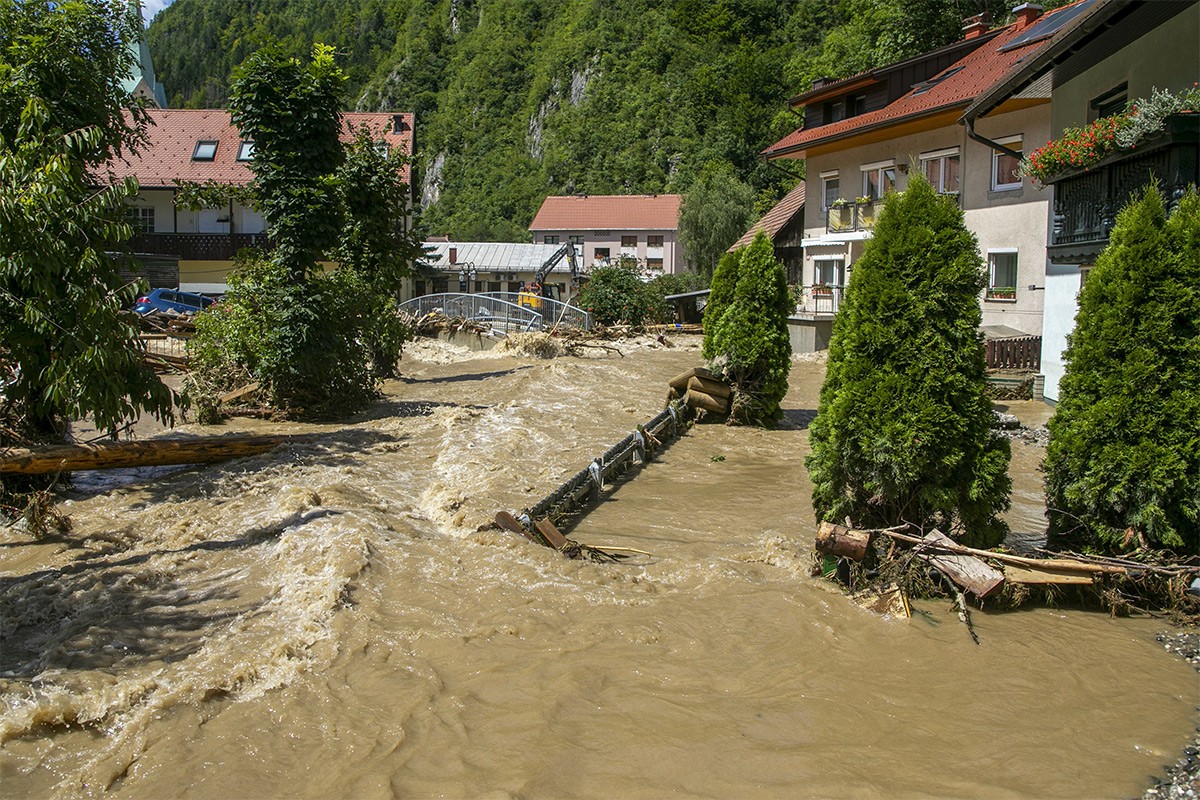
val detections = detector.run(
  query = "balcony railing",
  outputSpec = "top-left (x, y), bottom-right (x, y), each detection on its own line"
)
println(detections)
top-left (825, 200), bottom-right (884, 233)
top-left (130, 233), bottom-right (271, 261)
top-left (795, 285), bottom-right (844, 315)
top-left (1048, 114), bottom-right (1198, 262)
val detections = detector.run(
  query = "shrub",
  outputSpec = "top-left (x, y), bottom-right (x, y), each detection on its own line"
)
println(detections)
top-left (576, 262), bottom-right (653, 326)
top-left (706, 232), bottom-right (792, 426)
top-left (701, 248), bottom-right (742, 359)
top-left (805, 176), bottom-right (1011, 547)
top-left (1044, 186), bottom-right (1200, 554)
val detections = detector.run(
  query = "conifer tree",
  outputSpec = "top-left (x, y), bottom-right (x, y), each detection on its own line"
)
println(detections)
top-left (806, 176), bottom-right (1010, 547)
top-left (707, 232), bottom-right (792, 426)
top-left (701, 248), bottom-right (741, 360)
top-left (1045, 186), bottom-right (1199, 554)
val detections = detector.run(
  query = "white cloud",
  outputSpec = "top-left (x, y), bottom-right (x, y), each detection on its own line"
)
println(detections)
top-left (141, 0), bottom-right (176, 26)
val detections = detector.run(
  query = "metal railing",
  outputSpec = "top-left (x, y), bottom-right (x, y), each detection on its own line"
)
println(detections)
top-left (796, 285), bottom-right (845, 315)
top-left (825, 200), bottom-right (884, 233)
top-left (397, 292), bottom-right (593, 334)
top-left (130, 233), bottom-right (271, 260)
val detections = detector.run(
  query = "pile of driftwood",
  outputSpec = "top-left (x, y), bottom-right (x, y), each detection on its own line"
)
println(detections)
top-left (666, 367), bottom-right (732, 417)
top-left (138, 310), bottom-right (198, 336)
top-left (816, 521), bottom-right (1200, 627)
top-left (407, 310), bottom-right (491, 337)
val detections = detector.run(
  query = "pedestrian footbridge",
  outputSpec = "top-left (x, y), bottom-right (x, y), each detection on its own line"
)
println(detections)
top-left (397, 292), bottom-right (592, 335)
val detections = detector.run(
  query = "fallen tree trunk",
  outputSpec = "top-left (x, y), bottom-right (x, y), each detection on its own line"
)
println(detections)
top-left (0, 435), bottom-right (297, 475)
top-left (815, 521), bottom-right (872, 561)
top-left (668, 366), bottom-right (718, 393)
top-left (687, 375), bottom-right (732, 400)
top-left (877, 528), bottom-right (1125, 574)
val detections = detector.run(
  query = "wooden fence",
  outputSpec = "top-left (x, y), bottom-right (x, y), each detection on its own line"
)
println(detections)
top-left (986, 335), bottom-right (1041, 371)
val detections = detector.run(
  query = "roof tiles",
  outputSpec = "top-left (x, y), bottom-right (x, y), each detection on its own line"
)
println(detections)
top-left (765, 1), bottom-right (1091, 157)
top-left (100, 108), bottom-right (414, 187)
top-left (729, 183), bottom-right (805, 251)
top-left (529, 194), bottom-right (682, 231)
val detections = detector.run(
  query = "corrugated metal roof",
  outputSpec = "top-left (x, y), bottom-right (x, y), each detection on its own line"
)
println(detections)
top-left (529, 194), bottom-right (681, 231)
top-left (422, 242), bottom-right (576, 273)
top-left (99, 109), bottom-right (414, 187)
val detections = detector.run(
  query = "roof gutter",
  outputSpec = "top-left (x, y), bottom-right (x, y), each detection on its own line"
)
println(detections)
top-left (765, 102), bottom-right (967, 160)
top-left (963, 117), bottom-right (1023, 159)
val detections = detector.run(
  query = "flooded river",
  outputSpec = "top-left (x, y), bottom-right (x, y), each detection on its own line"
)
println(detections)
top-left (1, 335), bottom-right (1195, 798)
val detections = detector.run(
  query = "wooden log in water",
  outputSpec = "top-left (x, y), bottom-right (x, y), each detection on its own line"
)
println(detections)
top-left (534, 517), bottom-right (571, 550)
top-left (685, 389), bottom-right (728, 415)
top-left (668, 366), bottom-right (717, 393)
top-left (0, 435), bottom-right (296, 475)
top-left (916, 530), bottom-right (1005, 598)
top-left (815, 521), bottom-right (873, 561)
top-left (687, 375), bottom-right (732, 400)
top-left (220, 382), bottom-right (262, 405)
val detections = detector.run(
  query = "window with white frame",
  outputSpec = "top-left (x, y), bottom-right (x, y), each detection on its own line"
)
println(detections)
top-left (991, 136), bottom-right (1023, 191)
top-left (987, 250), bottom-right (1018, 300)
top-left (920, 148), bottom-right (960, 195)
top-left (861, 161), bottom-right (896, 200)
top-left (821, 171), bottom-right (840, 209)
top-left (237, 141), bottom-right (255, 161)
top-left (127, 206), bottom-right (155, 234)
top-left (813, 258), bottom-right (844, 289)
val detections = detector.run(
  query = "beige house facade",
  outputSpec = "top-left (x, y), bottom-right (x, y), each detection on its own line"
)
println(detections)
top-left (765, 3), bottom-right (1086, 353)
top-left (528, 195), bottom-right (685, 274)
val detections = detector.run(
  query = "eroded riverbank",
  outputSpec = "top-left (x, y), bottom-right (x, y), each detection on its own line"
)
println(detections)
top-left (1, 335), bottom-right (1195, 798)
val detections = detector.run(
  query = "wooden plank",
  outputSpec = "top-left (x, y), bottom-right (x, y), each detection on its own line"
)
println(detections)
top-left (1004, 564), bottom-right (1095, 585)
top-left (533, 517), bottom-right (571, 550)
top-left (219, 382), bottom-right (261, 405)
top-left (878, 529), bottom-right (1125, 574)
top-left (917, 530), bottom-right (1005, 598)
top-left (0, 435), bottom-right (295, 475)
top-left (494, 512), bottom-right (538, 542)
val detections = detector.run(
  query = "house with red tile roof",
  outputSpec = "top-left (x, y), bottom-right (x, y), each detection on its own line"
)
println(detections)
top-left (961, 0), bottom-right (1199, 402)
top-left (528, 194), bottom-right (685, 274)
top-left (100, 108), bottom-right (414, 294)
top-left (764, 2), bottom-right (1087, 353)
top-left (729, 182), bottom-right (806, 277)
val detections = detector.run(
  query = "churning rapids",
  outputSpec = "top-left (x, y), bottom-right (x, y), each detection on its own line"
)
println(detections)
top-left (1, 335), bottom-right (1195, 799)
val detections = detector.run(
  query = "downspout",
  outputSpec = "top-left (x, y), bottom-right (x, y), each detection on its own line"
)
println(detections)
top-left (964, 116), bottom-right (1023, 160)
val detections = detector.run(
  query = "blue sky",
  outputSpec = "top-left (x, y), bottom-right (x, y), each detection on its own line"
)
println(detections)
top-left (141, 0), bottom-right (175, 26)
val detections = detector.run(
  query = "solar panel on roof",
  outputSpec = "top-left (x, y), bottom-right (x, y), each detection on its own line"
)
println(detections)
top-left (999, 0), bottom-right (1097, 52)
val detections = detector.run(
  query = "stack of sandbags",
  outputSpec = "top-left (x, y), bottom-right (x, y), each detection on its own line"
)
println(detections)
top-left (667, 367), bottom-right (732, 415)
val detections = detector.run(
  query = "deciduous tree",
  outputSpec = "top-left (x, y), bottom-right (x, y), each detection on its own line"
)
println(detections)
top-left (0, 0), bottom-right (174, 443)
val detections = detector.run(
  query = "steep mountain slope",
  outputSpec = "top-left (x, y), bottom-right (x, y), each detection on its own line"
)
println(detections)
top-left (146, 0), bottom-right (1014, 240)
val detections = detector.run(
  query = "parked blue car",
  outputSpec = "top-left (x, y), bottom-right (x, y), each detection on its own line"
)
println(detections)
top-left (133, 288), bottom-right (216, 315)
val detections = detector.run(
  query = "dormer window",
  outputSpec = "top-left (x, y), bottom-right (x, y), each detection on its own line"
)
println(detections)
top-left (192, 140), bottom-right (218, 161)
top-left (237, 141), bottom-right (254, 161)
top-left (848, 94), bottom-right (867, 117)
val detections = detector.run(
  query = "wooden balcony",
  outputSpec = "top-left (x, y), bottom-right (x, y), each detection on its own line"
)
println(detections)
top-left (130, 233), bottom-right (271, 261)
top-left (1047, 114), bottom-right (1199, 264)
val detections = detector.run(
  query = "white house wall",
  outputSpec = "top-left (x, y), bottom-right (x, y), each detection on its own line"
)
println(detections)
top-left (534, 229), bottom-right (682, 273)
top-left (801, 102), bottom-right (1049, 336)
top-left (1042, 262), bottom-right (1082, 402)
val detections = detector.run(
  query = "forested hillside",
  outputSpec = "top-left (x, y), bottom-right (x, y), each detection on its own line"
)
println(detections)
top-left (147, 0), bottom-right (1023, 240)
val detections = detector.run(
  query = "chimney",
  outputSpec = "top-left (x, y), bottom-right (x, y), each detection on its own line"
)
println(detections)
top-left (449, 247), bottom-right (457, 264)
top-left (1012, 3), bottom-right (1043, 30)
top-left (961, 11), bottom-right (993, 39)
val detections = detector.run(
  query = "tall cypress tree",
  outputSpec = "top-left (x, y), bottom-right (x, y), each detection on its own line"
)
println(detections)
top-left (701, 248), bottom-right (742, 360)
top-left (1045, 186), bottom-right (1200, 554)
top-left (707, 232), bottom-right (792, 426)
top-left (806, 176), bottom-right (1010, 547)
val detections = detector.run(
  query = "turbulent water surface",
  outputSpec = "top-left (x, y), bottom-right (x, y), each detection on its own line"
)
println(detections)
top-left (1, 336), bottom-right (1195, 799)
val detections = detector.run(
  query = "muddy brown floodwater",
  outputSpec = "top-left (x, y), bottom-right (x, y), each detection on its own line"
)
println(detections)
top-left (1, 335), bottom-right (1196, 799)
